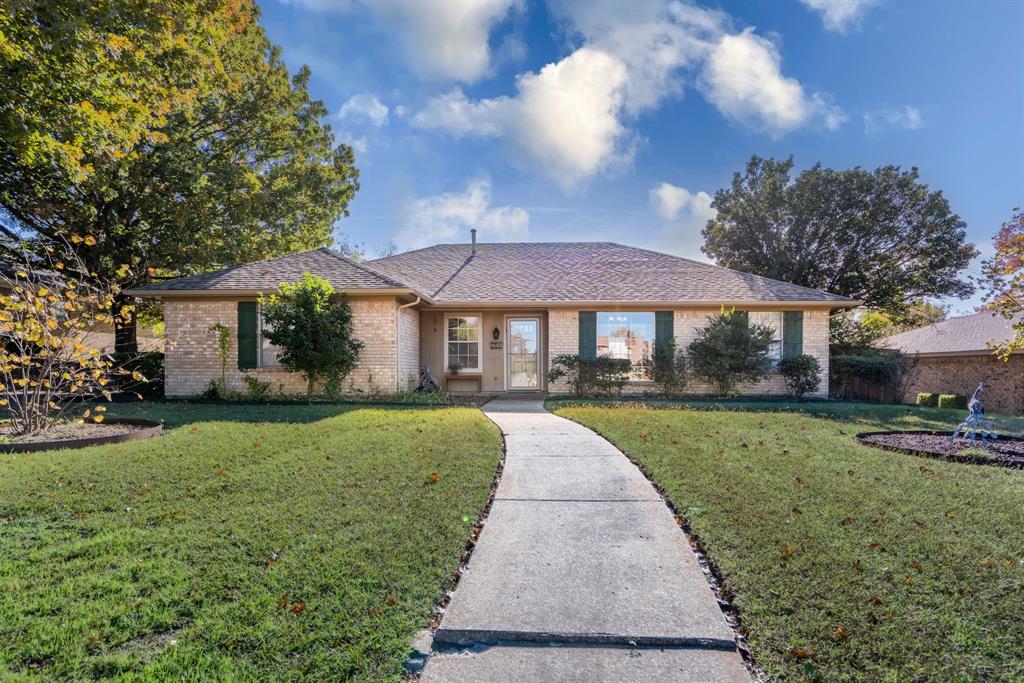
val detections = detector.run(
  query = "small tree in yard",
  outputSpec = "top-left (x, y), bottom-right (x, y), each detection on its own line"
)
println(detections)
top-left (0, 240), bottom-right (146, 435)
top-left (688, 309), bottom-right (774, 395)
top-left (778, 354), bottom-right (821, 398)
top-left (259, 274), bottom-right (363, 398)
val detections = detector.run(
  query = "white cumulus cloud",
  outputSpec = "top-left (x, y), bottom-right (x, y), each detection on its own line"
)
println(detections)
top-left (413, 48), bottom-right (632, 188)
top-left (650, 182), bottom-right (717, 260)
top-left (338, 93), bottom-right (389, 127)
top-left (413, 1), bottom-right (843, 186)
top-left (800, 0), bottom-right (878, 33)
top-left (368, 0), bottom-right (519, 83)
top-left (279, 0), bottom-right (518, 82)
top-left (863, 105), bottom-right (924, 135)
top-left (699, 29), bottom-right (844, 137)
top-left (397, 178), bottom-right (529, 249)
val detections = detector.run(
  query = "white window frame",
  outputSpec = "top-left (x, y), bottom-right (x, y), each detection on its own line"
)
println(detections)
top-left (749, 311), bottom-right (784, 364)
top-left (258, 308), bottom-right (283, 368)
top-left (444, 313), bottom-right (482, 373)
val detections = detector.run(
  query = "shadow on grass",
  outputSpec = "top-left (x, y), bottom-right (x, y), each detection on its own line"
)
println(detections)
top-left (105, 400), bottom-right (453, 429)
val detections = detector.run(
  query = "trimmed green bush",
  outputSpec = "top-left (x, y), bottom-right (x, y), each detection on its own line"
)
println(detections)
top-left (938, 394), bottom-right (968, 410)
top-left (916, 392), bottom-right (939, 407)
top-left (547, 354), bottom-right (631, 397)
top-left (778, 354), bottom-right (821, 398)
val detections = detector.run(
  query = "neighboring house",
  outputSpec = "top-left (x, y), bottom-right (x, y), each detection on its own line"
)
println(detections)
top-left (878, 312), bottom-right (1023, 415)
top-left (127, 236), bottom-right (857, 397)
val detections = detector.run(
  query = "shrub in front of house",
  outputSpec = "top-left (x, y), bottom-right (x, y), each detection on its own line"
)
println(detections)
top-left (652, 338), bottom-right (688, 395)
top-left (547, 354), bottom-right (631, 397)
top-left (260, 274), bottom-right (364, 399)
top-left (687, 309), bottom-right (774, 395)
top-left (829, 353), bottom-right (899, 399)
top-left (938, 393), bottom-right (968, 410)
top-left (778, 354), bottom-right (821, 398)
top-left (916, 392), bottom-right (939, 407)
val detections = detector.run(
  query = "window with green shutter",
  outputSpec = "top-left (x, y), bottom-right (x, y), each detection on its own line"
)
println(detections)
top-left (237, 301), bottom-right (258, 369)
top-left (578, 311), bottom-right (596, 360)
top-left (782, 311), bottom-right (804, 358)
top-left (655, 311), bottom-right (674, 351)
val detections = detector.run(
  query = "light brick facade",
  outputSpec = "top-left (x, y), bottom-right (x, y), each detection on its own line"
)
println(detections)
top-left (164, 300), bottom-right (832, 399)
top-left (163, 296), bottom-right (415, 397)
top-left (546, 307), bottom-right (831, 397)
top-left (902, 354), bottom-right (1023, 415)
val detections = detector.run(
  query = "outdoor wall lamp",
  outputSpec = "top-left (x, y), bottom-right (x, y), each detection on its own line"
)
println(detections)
top-left (492, 326), bottom-right (500, 340)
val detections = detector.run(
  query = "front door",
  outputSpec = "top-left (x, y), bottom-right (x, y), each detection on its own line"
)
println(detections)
top-left (507, 317), bottom-right (540, 390)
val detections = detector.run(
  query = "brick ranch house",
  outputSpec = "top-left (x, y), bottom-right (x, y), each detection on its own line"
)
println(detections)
top-left (128, 238), bottom-right (858, 397)
top-left (878, 312), bottom-right (1023, 415)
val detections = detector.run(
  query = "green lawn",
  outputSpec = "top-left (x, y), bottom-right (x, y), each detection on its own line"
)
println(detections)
top-left (0, 403), bottom-right (502, 681)
top-left (553, 401), bottom-right (1024, 682)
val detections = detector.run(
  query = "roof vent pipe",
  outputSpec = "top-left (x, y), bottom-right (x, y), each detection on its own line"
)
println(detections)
top-left (470, 228), bottom-right (477, 254)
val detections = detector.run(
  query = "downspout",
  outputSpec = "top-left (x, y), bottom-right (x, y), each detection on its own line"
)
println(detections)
top-left (396, 296), bottom-right (421, 391)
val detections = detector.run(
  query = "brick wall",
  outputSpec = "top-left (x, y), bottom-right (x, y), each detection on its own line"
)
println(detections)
top-left (163, 296), bottom-right (403, 397)
top-left (546, 307), bottom-right (831, 397)
top-left (902, 354), bottom-right (1023, 415)
top-left (397, 305), bottom-right (420, 391)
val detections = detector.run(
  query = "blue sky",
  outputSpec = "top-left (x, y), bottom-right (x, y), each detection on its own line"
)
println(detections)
top-left (260, 0), bottom-right (1023, 313)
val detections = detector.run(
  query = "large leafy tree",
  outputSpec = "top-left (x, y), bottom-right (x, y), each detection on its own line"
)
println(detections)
top-left (979, 208), bottom-right (1023, 358)
top-left (0, 0), bottom-right (359, 352)
top-left (702, 156), bottom-right (976, 320)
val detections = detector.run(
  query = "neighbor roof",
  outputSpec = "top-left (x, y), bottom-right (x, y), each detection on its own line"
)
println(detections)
top-left (130, 241), bottom-right (857, 305)
top-left (878, 312), bottom-right (1022, 355)
top-left (128, 248), bottom-right (408, 294)
top-left (365, 242), bottom-right (855, 305)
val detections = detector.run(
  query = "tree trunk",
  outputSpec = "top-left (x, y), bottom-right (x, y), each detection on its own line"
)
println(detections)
top-left (114, 293), bottom-right (138, 355)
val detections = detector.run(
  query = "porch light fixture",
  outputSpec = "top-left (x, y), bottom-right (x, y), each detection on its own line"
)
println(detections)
top-left (492, 326), bottom-right (500, 340)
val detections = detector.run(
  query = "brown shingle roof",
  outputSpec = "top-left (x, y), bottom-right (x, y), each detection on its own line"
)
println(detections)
top-left (131, 248), bottom-right (407, 293)
top-left (878, 312), bottom-right (1022, 355)
top-left (366, 242), bottom-right (855, 304)
top-left (131, 241), bottom-right (855, 305)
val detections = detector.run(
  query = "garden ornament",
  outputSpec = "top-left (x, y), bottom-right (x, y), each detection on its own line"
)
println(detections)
top-left (949, 381), bottom-right (998, 443)
top-left (416, 366), bottom-right (440, 392)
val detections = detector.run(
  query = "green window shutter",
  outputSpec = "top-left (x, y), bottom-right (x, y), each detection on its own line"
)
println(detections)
top-left (782, 311), bottom-right (804, 358)
top-left (655, 311), bottom-right (674, 350)
top-left (237, 301), bottom-right (259, 370)
top-left (578, 311), bottom-right (597, 360)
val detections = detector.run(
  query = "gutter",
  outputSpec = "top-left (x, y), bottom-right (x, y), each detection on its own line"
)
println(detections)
top-left (418, 299), bottom-right (862, 310)
top-left (395, 296), bottom-right (422, 391)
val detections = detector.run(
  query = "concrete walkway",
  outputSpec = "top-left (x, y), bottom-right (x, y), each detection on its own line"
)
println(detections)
top-left (420, 398), bottom-right (750, 682)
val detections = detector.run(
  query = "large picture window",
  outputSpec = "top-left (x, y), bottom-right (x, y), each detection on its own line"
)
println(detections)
top-left (597, 312), bottom-right (655, 381)
top-left (749, 311), bottom-right (783, 362)
top-left (446, 315), bottom-right (481, 372)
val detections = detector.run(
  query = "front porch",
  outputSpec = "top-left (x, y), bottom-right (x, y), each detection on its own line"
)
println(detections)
top-left (418, 309), bottom-right (549, 394)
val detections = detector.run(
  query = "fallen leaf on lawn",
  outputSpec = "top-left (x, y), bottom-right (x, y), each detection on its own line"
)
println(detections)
top-left (790, 646), bottom-right (814, 660)
top-left (794, 477), bottom-right (802, 487)
top-left (426, 472), bottom-right (440, 484)
top-left (782, 544), bottom-right (795, 557)
top-left (387, 595), bottom-right (397, 606)
top-left (277, 594), bottom-right (289, 609)
top-left (867, 596), bottom-right (883, 606)
top-left (946, 511), bottom-right (954, 520)
top-left (290, 602), bottom-right (306, 615)
top-left (834, 626), bottom-right (848, 640)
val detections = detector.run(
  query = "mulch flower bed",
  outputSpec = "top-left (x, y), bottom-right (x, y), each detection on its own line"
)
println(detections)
top-left (857, 430), bottom-right (1024, 469)
top-left (0, 418), bottom-right (162, 453)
